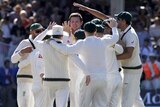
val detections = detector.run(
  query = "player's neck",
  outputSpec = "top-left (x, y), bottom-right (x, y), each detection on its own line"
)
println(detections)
top-left (121, 25), bottom-right (130, 31)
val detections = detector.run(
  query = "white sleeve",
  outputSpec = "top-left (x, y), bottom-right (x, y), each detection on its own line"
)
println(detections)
top-left (36, 54), bottom-right (44, 74)
top-left (125, 33), bottom-right (136, 48)
top-left (69, 55), bottom-right (89, 75)
top-left (34, 29), bottom-right (48, 41)
top-left (114, 44), bottom-right (124, 55)
top-left (102, 27), bottom-right (119, 47)
top-left (33, 40), bottom-right (43, 51)
top-left (49, 40), bottom-right (83, 55)
top-left (18, 55), bottom-right (31, 68)
top-left (11, 40), bottom-right (29, 63)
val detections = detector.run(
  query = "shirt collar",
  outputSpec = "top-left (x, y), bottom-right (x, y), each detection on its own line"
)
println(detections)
top-left (86, 35), bottom-right (96, 39)
top-left (29, 35), bottom-right (34, 41)
top-left (123, 25), bottom-right (131, 33)
top-left (53, 38), bottom-right (63, 43)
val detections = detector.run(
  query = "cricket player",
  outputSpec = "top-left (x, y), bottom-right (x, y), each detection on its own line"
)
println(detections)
top-left (49, 19), bottom-right (119, 107)
top-left (67, 29), bottom-right (86, 107)
top-left (62, 13), bottom-right (83, 44)
top-left (18, 48), bottom-right (45, 107)
top-left (94, 19), bottom-right (123, 107)
top-left (116, 11), bottom-right (145, 107)
top-left (62, 20), bottom-right (85, 107)
top-left (33, 24), bottom-right (71, 107)
top-left (11, 23), bottom-right (45, 107)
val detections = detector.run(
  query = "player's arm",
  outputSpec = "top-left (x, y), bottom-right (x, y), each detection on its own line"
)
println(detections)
top-left (117, 32), bottom-right (136, 60)
top-left (117, 47), bottom-right (134, 60)
top-left (11, 40), bottom-right (32, 63)
top-left (114, 44), bottom-right (124, 55)
top-left (49, 40), bottom-right (83, 55)
top-left (102, 18), bottom-right (119, 46)
top-left (18, 56), bottom-right (31, 68)
top-left (73, 2), bottom-right (112, 20)
top-left (69, 55), bottom-right (89, 75)
top-left (34, 22), bottom-right (56, 41)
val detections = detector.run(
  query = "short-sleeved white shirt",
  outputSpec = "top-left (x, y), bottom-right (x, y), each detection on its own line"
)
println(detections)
top-left (120, 25), bottom-right (142, 67)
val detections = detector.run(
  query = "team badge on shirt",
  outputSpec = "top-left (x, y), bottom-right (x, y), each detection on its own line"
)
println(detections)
top-left (131, 41), bottom-right (134, 44)
top-left (38, 54), bottom-right (42, 58)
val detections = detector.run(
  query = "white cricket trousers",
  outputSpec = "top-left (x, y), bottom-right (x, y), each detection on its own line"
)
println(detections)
top-left (17, 82), bottom-right (34, 107)
top-left (79, 74), bottom-right (107, 107)
top-left (106, 73), bottom-right (123, 107)
top-left (69, 69), bottom-right (78, 107)
top-left (43, 82), bottom-right (69, 107)
top-left (122, 68), bottom-right (145, 107)
top-left (69, 70), bottom-right (84, 107)
top-left (32, 86), bottom-right (45, 107)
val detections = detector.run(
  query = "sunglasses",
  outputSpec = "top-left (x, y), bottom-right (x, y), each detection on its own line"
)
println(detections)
top-left (35, 29), bottom-right (44, 34)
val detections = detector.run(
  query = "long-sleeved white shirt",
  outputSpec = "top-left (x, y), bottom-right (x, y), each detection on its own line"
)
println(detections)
top-left (105, 44), bottom-right (123, 74)
top-left (32, 29), bottom-right (69, 81)
top-left (18, 49), bottom-right (44, 91)
top-left (33, 28), bottom-right (89, 79)
top-left (11, 38), bottom-right (33, 82)
top-left (49, 27), bottom-right (119, 75)
top-left (11, 29), bottom-right (48, 82)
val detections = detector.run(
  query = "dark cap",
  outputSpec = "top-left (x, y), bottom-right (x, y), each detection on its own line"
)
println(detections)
top-left (102, 19), bottom-right (111, 28)
top-left (115, 11), bottom-right (132, 22)
top-left (96, 25), bottom-right (104, 33)
top-left (30, 23), bottom-right (44, 31)
top-left (91, 18), bottom-right (102, 25)
top-left (74, 29), bottom-right (85, 40)
top-left (83, 22), bottom-right (96, 33)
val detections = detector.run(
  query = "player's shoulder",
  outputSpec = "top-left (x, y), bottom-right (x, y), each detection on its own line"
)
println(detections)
top-left (75, 39), bottom-right (84, 44)
top-left (20, 38), bottom-right (30, 43)
top-left (17, 39), bottom-right (32, 47)
top-left (102, 34), bottom-right (112, 39)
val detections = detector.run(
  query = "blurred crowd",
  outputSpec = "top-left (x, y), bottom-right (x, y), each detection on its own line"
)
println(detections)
top-left (131, 0), bottom-right (160, 91)
top-left (0, 0), bottom-right (160, 106)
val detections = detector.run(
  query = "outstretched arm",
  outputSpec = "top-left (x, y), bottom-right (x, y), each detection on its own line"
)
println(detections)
top-left (69, 55), bottom-right (89, 75)
top-left (34, 22), bottom-right (56, 41)
top-left (102, 18), bottom-right (119, 46)
top-left (73, 2), bottom-right (112, 20)
top-left (49, 40), bottom-right (83, 55)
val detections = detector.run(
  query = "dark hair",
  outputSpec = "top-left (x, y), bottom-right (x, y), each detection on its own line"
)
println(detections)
top-left (83, 22), bottom-right (96, 33)
top-left (102, 20), bottom-right (111, 28)
top-left (125, 20), bottom-right (131, 25)
top-left (117, 18), bottom-right (131, 25)
top-left (116, 11), bottom-right (132, 25)
top-left (96, 25), bottom-right (104, 33)
top-left (69, 13), bottom-right (83, 21)
top-left (74, 29), bottom-right (85, 40)
top-left (91, 18), bottom-right (102, 25)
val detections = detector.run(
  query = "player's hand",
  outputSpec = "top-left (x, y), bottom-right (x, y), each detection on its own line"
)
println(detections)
top-left (40, 73), bottom-right (44, 78)
top-left (105, 18), bottom-right (117, 28)
top-left (20, 46), bottom-right (32, 55)
top-left (85, 75), bottom-right (91, 86)
top-left (73, 2), bottom-right (87, 11)
top-left (62, 21), bottom-right (71, 34)
top-left (117, 40), bottom-right (125, 47)
top-left (47, 21), bottom-right (56, 30)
